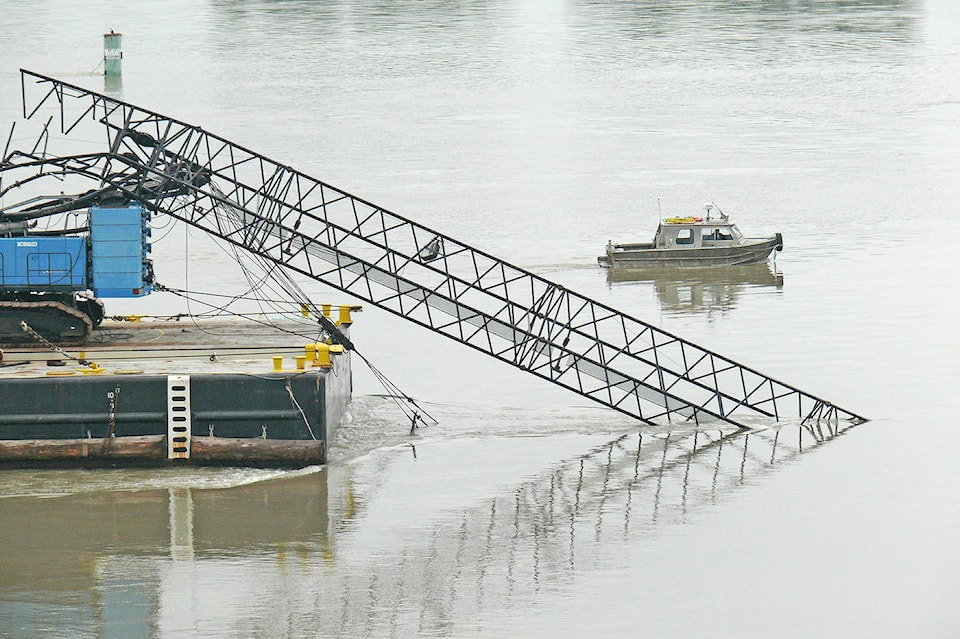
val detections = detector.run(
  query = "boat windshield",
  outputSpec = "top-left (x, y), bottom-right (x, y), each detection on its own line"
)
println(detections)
top-left (703, 227), bottom-right (735, 242)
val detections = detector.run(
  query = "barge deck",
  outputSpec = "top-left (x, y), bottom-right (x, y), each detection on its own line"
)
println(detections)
top-left (0, 316), bottom-right (353, 468)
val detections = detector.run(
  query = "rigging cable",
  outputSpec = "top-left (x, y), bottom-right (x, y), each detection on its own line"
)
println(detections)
top-left (170, 181), bottom-right (438, 433)
top-left (312, 311), bottom-right (438, 434)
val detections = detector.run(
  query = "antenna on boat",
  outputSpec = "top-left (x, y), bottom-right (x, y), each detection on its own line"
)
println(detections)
top-left (703, 203), bottom-right (713, 220)
top-left (712, 202), bottom-right (729, 221)
top-left (657, 198), bottom-right (661, 218)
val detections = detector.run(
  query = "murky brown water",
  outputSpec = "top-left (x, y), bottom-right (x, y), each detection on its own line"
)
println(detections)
top-left (2, 1), bottom-right (959, 636)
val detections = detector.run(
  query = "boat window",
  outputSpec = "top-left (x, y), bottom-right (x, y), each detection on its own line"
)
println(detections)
top-left (716, 227), bottom-right (735, 241)
top-left (702, 228), bottom-right (719, 241)
top-left (676, 229), bottom-right (693, 245)
top-left (731, 226), bottom-right (743, 239)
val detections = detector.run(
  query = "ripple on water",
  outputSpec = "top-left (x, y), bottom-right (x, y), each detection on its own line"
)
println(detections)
top-left (0, 465), bottom-right (322, 499)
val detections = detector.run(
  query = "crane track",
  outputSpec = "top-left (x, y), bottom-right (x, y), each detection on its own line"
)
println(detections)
top-left (0, 301), bottom-right (93, 346)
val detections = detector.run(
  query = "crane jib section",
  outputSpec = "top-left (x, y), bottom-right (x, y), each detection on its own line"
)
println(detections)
top-left (12, 70), bottom-right (866, 429)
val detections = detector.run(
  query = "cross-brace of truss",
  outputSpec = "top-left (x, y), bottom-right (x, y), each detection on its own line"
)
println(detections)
top-left (6, 70), bottom-right (866, 428)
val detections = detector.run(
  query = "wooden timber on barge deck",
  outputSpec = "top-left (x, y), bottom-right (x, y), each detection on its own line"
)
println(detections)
top-left (0, 317), bottom-right (354, 468)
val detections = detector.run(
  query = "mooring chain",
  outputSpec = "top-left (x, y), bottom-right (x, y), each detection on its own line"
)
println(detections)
top-left (19, 321), bottom-right (92, 366)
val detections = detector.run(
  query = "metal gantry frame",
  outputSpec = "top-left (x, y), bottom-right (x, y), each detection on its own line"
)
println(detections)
top-left (3, 70), bottom-right (866, 429)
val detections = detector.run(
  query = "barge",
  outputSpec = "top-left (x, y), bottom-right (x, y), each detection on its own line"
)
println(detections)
top-left (0, 314), bottom-right (355, 469)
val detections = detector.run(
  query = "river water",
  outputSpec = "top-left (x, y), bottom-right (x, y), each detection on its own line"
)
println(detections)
top-left (1, 1), bottom-right (959, 637)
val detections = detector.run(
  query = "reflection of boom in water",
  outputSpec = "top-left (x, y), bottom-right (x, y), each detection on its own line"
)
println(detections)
top-left (321, 420), bottom-right (855, 632)
top-left (0, 420), bottom-right (855, 635)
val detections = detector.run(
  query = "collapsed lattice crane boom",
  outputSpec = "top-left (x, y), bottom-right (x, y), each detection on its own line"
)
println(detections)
top-left (1, 70), bottom-right (866, 428)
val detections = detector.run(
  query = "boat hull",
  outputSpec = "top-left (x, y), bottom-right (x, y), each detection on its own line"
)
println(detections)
top-left (599, 234), bottom-right (782, 269)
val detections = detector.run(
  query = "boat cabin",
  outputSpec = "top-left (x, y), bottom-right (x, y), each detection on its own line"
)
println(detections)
top-left (654, 217), bottom-right (745, 249)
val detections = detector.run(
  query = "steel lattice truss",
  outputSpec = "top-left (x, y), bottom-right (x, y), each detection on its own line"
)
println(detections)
top-left (5, 70), bottom-right (865, 428)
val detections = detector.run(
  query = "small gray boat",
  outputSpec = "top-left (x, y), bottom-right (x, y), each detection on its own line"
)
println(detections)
top-left (598, 204), bottom-right (782, 269)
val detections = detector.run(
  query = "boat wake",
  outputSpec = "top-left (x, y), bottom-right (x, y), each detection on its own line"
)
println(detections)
top-left (0, 464), bottom-right (323, 499)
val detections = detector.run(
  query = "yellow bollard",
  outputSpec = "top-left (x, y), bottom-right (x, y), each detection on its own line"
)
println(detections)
top-left (295, 355), bottom-right (306, 370)
top-left (272, 356), bottom-right (283, 371)
top-left (314, 343), bottom-right (332, 368)
top-left (322, 303), bottom-right (331, 318)
top-left (337, 305), bottom-right (353, 326)
top-left (79, 361), bottom-right (105, 375)
top-left (300, 304), bottom-right (310, 318)
top-left (313, 343), bottom-right (345, 369)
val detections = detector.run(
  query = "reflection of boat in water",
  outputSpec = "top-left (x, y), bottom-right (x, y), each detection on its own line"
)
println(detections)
top-left (607, 262), bottom-right (784, 314)
top-left (598, 204), bottom-right (783, 269)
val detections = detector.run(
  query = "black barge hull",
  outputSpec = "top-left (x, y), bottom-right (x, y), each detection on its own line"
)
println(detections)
top-left (0, 369), bottom-right (350, 468)
top-left (0, 319), bottom-right (354, 469)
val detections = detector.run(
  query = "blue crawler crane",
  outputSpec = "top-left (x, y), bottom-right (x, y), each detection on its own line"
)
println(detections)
top-left (0, 201), bottom-right (152, 343)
